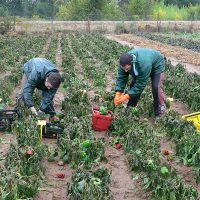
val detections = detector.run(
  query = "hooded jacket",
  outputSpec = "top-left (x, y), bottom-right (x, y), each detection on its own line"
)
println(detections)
top-left (115, 48), bottom-right (165, 98)
top-left (23, 58), bottom-right (59, 110)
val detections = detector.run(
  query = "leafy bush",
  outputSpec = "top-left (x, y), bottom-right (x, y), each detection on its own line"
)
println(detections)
top-left (0, 17), bottom-right (12, 34)
top-left (152, 1), bottom-right (188, 20)
top-left (114, 22), bottom-right (129, 34)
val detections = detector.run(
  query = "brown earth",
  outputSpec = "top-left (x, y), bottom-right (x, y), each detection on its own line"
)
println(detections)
top-left (106, 34), bottom-right (200, 74)
top-left (0, 34), bottom-right (52, 175)
top-left (105, 34), bottom-right (200, 198)
top-left (96, 132), bottom-right (150, 200)
top-left (35, 139), bottom-right (72, 200)
top-left (159, 138), bottom-right (200, 195)
top-left (0, 133), bottom-right (16, 167)
top-left (67, 37), bottom-right (150, 199)
top-left (35, 33), bottom-right (72, 200)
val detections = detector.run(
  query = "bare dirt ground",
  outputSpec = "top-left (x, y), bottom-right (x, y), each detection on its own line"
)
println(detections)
top-left (67, 37), bottom-right (149, 199)
top-left (101, 73), bottom-right (149, 200)
top-left (35, 33), bottom-right (72, 200)
top-left (35, 138), bottom-right (72, 200)
top-left (0, 133), bottom-right (16, 167)
top-left (0, 34), bottom-right (53, 173)
top-left (106, 34), bottom-right (200, 74)
top-left (105, 34), bottom-right (200, 197)
top-left (159, 138), bottom-right (200, 194)
top-left (96, 132), bottom-right (150, 200)
top-left (106, 34), bottom-right (197, 115)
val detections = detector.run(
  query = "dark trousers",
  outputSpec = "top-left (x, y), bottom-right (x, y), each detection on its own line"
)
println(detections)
top-left (127, 72), bottom-right (165, 116)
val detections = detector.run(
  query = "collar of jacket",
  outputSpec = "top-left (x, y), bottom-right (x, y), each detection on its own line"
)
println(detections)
top-left (132, 55), bottom-right (138, 76)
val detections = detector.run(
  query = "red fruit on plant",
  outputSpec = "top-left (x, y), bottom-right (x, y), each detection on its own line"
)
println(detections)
top-left (52, 116), bottom-right (60, 122)
top-left (163, 149), bottom-right (173, 156)
top-left (116, 143), bottom-right (122, 149)
top-left (56, 173), bottom-right (65, 178)
top-left (26, 150), bottom-right (33, 155)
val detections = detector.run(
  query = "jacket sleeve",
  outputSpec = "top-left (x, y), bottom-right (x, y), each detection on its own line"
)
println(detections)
top-left (115, 66), bottom-right (129, 92)
top-left (128, 66), bottom-right (151, 98)
top-left (23, 70), bottom-right (40, 108)
top-left (40, 89), bottom-right (57, 111)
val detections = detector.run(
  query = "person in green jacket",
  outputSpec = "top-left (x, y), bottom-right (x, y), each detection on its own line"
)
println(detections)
top-left (18, 58), bottom-right (61, 116)
top-left (114, 48), bottom-right (165, 117)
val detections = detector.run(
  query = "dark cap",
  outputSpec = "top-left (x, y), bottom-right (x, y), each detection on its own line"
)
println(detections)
top-left (120, 54), bottom-right (133, 67)
top-left (47, 72), bottom-right (61, 89)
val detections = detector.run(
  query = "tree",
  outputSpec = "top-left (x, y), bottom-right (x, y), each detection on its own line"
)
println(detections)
top-left (164, 0), bottom-right (199, 7)
top-left (22, 0), bottom-right (37, 17)
top-left (188, 4), bottom-right (200, 20)
top-left (0, 4), bottom-right (10, 16)
top-left (0, 0), bottom-right (23, 16)
top-left (127, 0), bottom-right (153, 20)
top-left (102, 0), bottom-right (122, 20)
top-left (57, 0), bottom-right (91, 20)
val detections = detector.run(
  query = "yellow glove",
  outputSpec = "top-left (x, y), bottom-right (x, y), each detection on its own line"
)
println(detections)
top-left (115, 94), bottom-right (130, 106)
top-left (114, 92), bottom-right (122, 106)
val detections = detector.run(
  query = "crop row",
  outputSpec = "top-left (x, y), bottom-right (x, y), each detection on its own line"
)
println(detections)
top-left (164, 62), bottom-right (200, 111)
top-left (57, 34), bottom-right (113, 199)
top-left (0, 34), bottom-right (48, 104)
top-left (0, 34), bottom-right (52, 199)
top-left (135, 32), bottom-right (200, 53)
top-left (1, 33), bottom-right (199, 199)
top-left (61, 33), bottom-right (198, 199)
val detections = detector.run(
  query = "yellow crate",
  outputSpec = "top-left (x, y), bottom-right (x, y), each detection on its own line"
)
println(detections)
top-left (182, 112), bottom-right (200, 130)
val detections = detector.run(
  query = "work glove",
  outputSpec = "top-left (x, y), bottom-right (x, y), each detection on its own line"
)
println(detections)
top-left (30, 106), bottom-right (38, 116)
top-left (38, 109), bottom-right (46, 115)
top-left (114, 92), bottom-right (122, 106)
top-left (114, 94), bottom-right (130, 106)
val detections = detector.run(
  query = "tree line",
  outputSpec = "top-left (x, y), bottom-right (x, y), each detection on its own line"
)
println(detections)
top-left (0, 0), bottom-right (199, 20)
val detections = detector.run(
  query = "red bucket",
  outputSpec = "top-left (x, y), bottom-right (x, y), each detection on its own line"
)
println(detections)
top-left (92, 106), bottom-right (114, 131)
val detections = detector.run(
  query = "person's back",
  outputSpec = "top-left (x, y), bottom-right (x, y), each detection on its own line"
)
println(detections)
top-left (18, 58), bottom-right (61, 115)
top-left (24, 58), bottom-right (58, 80)
top-left (114, 48), bottom-right (165, 117)
top-left (128, 48), bottom-right (165, 75)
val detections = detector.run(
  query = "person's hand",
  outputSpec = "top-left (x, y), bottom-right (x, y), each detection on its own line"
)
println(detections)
top-left (114, 94), bottom-right (130, 106)
top-left (30, 106), bottom-right (38, 116)
top-left (38, 110), bottom-right (45, 115)
top-left (114, 92), bottom-right (122, 106)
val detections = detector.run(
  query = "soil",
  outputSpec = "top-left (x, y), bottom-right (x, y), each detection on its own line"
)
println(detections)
top-left (105, 34), bottom-right (200, 198)
top-left (0, 133), bottom-right (16, 167)
top-left (96, 132), bottom-right (150, 200)
top-left (2, 32), bottom-right (199, 200)
top-left (40, 35), bottom-right (53, 58)
top-left (106, 34), bottom-right (200, 74)
top-left (102, 75), bottom-right (147, 199)
top-left (35, 33), bottom-right (72, 200)
top-left (35, 139), bottom-right (72, 200)
top-left (95, 68), bottom-right (149, 199)
top-left (159, 138), bottom-right (200, 195)
top-left (67, 37), bottom-right (150, 199)
top-left (105, 72), bottom-right (115, 92)
top-left (171, 99), bottom-right (191, 116)
top-left (0, 34), bottom-right (54, 173)
top-left (0, 71), bottom-right (12, 81)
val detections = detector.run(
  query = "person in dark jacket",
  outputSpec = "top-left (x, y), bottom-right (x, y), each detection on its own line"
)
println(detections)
top-left (114, 48), bottom-right (165, 117)
top-left (18, 58), bottom-right (61, 116)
